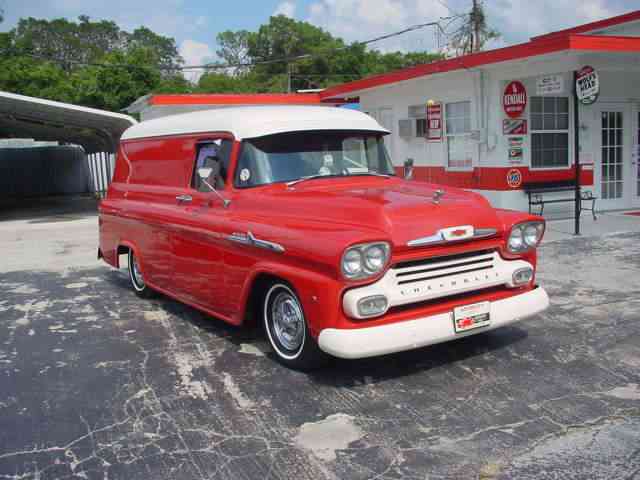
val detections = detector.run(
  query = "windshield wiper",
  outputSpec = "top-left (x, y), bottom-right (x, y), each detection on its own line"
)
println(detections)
top-left (285, 174), bottom-right (339, 187)
top-left (285, 172), bottom-right (392, 188)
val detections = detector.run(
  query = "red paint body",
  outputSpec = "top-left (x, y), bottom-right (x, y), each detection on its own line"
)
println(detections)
top-left (99, 132), bottom-right (544, 338)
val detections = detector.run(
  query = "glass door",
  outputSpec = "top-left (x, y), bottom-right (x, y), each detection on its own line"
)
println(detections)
top-left (635, 111), bottom-right (640, 207)
top-left (596, 105), bottom-right (631, 210)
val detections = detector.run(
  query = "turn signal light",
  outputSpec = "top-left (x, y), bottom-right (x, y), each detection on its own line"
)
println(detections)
top-left (357, 295), bottom-right (388, 318)
top-left (512, 267), bottom-right (534, 286)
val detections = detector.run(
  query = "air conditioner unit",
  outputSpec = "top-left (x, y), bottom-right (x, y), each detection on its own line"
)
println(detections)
top-left (398, 119), bottom-right (416, 138)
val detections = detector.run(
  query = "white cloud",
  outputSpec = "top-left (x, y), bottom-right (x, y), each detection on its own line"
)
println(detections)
top-left (306, 0), bottom-right (449, 52)
top-left (179, 39), bottom-right (214, 82)
top-left (274, 1), bottom-right (297, 18)
top-left (481, 0), bottom-right (619, 45)
top-left (305, 0), bottom-right (628, 53)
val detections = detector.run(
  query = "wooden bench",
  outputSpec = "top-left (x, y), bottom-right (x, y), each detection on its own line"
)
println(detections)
top-left (523, 180), bottom-right (597, 220)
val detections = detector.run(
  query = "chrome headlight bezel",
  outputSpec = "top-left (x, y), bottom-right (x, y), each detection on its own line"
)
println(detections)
top-left (341, 242), bottom-right (391, 280)
top-left (507, 221), bottom-right (545, 253)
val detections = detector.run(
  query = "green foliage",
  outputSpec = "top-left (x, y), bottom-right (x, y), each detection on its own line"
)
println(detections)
top-left (216, 30), bottom-right (250, 75)
top-left (202, 15), bottom-right (446, 93)
top-left (0, 12), bottom-right (453, 110)
top-left (0, 16), bottom-right (184, 111)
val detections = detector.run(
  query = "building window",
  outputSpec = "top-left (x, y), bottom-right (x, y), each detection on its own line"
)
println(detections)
top-left (445, 101), bottom-right (472, 169)
top-left (408, 105), bottom-right (427, 138)
top-left (531, 96), bottom-right (569, 168)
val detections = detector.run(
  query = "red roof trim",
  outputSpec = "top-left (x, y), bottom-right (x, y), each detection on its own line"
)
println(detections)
top-left (320, 35), bottom-right (572, 99)
top-left (569, 34), bottom-right (640, 52)
top-left (320, 13), bottom-right (640, 101)
top-left (149, 93), bottom-right (344, 106)
top-left (532, 9), bottom-right (640, 40)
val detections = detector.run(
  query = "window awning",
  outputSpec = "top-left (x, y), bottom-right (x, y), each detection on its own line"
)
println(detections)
top-left (0, 91), bottom-right (137, 154)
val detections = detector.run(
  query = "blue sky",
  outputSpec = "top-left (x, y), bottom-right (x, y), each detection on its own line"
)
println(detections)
top-left (1, 0), bottom-right (637, 75)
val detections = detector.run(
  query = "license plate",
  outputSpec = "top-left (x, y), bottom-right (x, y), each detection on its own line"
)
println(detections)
top-left (453, 301), bottom-right (491, 333)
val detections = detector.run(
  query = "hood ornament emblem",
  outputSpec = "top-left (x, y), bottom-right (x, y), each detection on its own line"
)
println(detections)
top-left (432, 189), bottom-right (445, 204)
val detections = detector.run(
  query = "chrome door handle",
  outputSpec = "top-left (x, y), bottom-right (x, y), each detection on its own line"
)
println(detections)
top-left (175, 194), bottom-right (192, 203)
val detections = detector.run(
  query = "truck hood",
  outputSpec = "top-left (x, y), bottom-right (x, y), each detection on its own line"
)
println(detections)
top-left (237, 178), bottom-right (501, 248)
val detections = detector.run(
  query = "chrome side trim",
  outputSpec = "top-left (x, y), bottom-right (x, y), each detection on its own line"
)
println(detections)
top-left (407, 232), bottom-right (444, 247)
top-left (407, 227), bottom-right (498, 247)
top-left (227, 231), bottom-right (285, 253)
top-left (473, 228), bottom-right (498, 239)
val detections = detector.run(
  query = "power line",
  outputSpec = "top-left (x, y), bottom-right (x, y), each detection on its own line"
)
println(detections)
top-left (2, 18), bottom-right (456, 73)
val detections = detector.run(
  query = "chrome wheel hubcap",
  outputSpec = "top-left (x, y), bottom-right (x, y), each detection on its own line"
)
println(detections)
top-left (271, 291), bottom-right (304, 351)
top-left (132, 255), bottom-right (145, 288)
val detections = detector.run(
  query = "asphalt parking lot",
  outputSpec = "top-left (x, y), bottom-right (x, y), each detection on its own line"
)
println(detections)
top-left (1, 197), bottom-right (639, 480)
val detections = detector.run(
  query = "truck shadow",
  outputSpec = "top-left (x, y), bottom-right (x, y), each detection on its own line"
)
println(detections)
top-left (104, 268), bottom-right (530, 384)
top-left (309, 327), bottom-right (529, 387)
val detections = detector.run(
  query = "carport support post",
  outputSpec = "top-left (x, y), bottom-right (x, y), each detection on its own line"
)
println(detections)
top-left (573, 70), bottom-right (581, 236)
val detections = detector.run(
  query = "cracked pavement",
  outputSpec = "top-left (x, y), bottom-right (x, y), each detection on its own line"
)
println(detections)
top-left (1, 198), bottom-right (639, 479)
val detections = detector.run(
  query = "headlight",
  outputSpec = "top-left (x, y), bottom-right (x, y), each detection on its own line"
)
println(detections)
top-left (507, 221), bottom-right (545, 253)
top-left (341, 242), bottom-right (390, 280)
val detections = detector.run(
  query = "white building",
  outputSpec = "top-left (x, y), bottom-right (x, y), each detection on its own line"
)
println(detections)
top-left (321, 10), bottom-right (640, 213)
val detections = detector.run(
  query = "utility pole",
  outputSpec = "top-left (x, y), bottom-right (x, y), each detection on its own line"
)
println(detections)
top-left (472, 0), bottom-right (480, 52)
top-left (287, 63), bottom-right (293, 93)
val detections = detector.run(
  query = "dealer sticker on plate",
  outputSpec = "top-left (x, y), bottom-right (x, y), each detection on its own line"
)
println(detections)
top-left (453, 301), bottom-right (491, 333)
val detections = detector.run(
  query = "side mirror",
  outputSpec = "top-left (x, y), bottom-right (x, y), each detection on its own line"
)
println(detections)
top-left (197, 167), bottom-right (213, 180)
top-left (196, 166), bottom-right (230, 209)
top-left (403, 158), bottom-right (414, 180)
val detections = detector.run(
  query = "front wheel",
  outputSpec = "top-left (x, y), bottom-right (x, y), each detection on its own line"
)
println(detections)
top-left (262, 283), bottom-right (328, 370)
top-left (128, 249), bottom-right (154, 298)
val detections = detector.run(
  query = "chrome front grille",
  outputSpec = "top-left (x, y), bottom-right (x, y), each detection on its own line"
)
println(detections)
top-left (391, 249), bottom-right (499, 302)
top-left (394, 249), bottom-right (495, 285)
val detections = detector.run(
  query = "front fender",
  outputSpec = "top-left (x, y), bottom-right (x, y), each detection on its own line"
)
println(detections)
top-left (238, 261), bottom-right (343, 338)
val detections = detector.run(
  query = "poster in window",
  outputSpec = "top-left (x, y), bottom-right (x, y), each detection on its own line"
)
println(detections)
top-left (426, 102), bottom-right (442, 142)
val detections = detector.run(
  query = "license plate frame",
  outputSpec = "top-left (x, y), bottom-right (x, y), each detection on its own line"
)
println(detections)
top-left (453, 301), bottom-right (491, 333)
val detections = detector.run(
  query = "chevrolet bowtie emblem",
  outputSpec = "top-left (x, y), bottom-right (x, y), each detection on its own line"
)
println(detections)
top-left (432, 189), bottom-right (445, 204)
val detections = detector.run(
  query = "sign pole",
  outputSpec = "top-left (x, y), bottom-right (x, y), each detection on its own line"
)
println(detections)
top-left (573, 70), bottom-right (581, 236)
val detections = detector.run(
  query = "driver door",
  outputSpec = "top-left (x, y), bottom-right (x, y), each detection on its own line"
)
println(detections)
top-left (171, 138), bottom-right (233, 314)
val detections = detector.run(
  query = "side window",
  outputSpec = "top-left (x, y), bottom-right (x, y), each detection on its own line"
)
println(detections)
top-left (192, 139), bottom-right (233, 192)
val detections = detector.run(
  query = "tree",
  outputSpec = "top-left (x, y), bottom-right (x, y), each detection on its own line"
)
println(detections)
top-left (11, 17), bottom-right (183, 72)
top-left (71, 47), bottom-right (161, 111)
top-left (216, 30), bottom-right (250, 75)
top-left (449, 1), bottom-right (499, 56)
top-left (125, 26), bottom-right (183, 71)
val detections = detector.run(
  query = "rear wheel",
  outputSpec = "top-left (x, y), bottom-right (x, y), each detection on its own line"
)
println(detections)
top-left (262, 282), bottom-right (328, 370)
top-left (127, 249), bottom-right (154, 298)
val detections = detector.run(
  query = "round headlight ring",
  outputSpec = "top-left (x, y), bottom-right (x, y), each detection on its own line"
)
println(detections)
top-left (364, 244), bottom-right (387, 272)
top-left (342, 249), bottom-right (363, 277)
top-left (508, 227), bottom-right (525, 252)
top-left (523, 224), bottom-right (541, 247)
top-left (341, 242), bottom-right (390, 280)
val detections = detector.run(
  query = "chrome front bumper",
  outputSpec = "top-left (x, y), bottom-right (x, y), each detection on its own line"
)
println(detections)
top-left (318, 286), bottom-right (549, 359)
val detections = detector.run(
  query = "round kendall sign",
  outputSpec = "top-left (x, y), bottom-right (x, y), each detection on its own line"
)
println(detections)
top-left (506, 168), bottom-right (523, 188)
top-left (503, 81), bottom-right (527, 119)
top-left (576, 65), bottom-right (599, 105)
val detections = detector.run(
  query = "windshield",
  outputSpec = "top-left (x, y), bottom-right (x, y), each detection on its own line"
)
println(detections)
top-left (234, 130), bottom-right (395, 188)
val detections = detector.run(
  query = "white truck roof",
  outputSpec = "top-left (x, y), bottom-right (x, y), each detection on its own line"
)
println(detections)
top-left (121, 105), bottom-right (389, 141)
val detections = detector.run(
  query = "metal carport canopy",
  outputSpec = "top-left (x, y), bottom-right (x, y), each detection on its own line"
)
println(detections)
top-left (0, 91), bottom-right (137, 154)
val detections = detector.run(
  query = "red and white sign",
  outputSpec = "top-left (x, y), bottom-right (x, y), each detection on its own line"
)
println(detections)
top-left (426, 102), bottom-right (442, 142)
top-left (503, 81), bottom-right (527, 119)
top-left (576, 65), bottom-right (599, 105)
top-left (503, 119), bottom-right (528, 135)
top-left (506, 168), bottom-right (523, 188)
